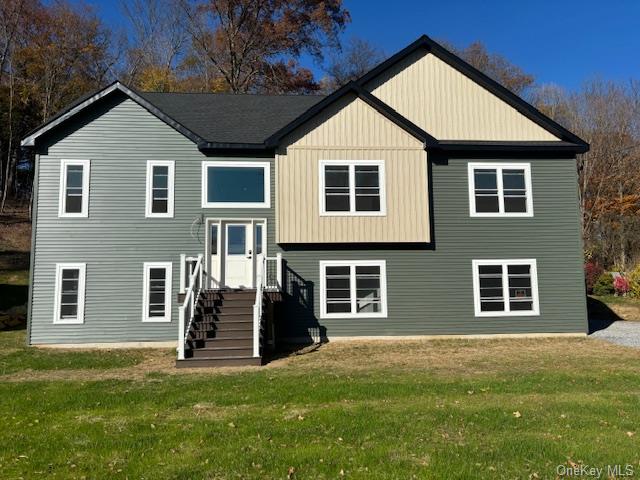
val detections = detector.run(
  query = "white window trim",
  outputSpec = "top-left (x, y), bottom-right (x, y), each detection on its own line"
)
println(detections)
top-left (53, 263), bottom-right (86, 324)
top-left (142, 262), bottom-right (173, 323)
top-left (468, 162), bottom-right (533, 217)
top-left (318, 160), bottom-right (387, 216)
top-left (201, 161), bottom-right (271, 208)
top-left (145, 160), bottom-right (175, 218)
top-left (320, 260), bottom-right (388, 319)
top-left (472, 259), bottom-right (540, 317)
top-left (58, 159), bottom-right (90, 218)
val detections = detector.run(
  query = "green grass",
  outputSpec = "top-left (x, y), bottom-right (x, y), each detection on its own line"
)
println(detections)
top-left (1, 330), bottom-right (639, 479)
top-left (0, 329), bottom-right (144, 375)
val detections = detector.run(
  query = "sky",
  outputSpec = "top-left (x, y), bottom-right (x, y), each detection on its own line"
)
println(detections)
top-left (83, 0), bottom-right (640, 92)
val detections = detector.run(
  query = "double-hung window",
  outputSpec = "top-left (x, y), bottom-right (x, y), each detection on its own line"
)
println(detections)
top-left (53, 263), bottom-right (86, 324)
top-left (146, 161), bottom-right (175, 217)
top-left (142, 262), bottom-right (172, 322)
top-left (59, 159), bottom-right (90, 217)
top-left (202, 161), bottom-right (270, 208)
top-left (472, 259), bottom-right (540, 317)
top-left (468, 162), bottom-right (533, 217)
top-left (320, 260), bottom-right (387, 318)
top-left (319, 160), bottom-right (386, 215)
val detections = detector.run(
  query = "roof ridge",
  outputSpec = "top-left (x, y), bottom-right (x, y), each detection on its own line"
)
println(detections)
top-left (140, 91), bottom-right (326, 98)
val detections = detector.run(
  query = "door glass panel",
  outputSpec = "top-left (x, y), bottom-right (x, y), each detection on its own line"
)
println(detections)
top-left (210, 224), bottom-right (219, 255)
top-left (227, 225), bottom-right (246, 255)
top-left (255, 224), bottom-right (263, 255)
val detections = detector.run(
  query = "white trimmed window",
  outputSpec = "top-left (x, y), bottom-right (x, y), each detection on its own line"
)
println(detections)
top-left (142, 262), bottom-right (172, 322)
top-left (468, 162), bottom-right (533, 217)
top-left (59, 159), bottom-right (90, 217)
top-left (320, 260), bottom-right (387, 318)
top-left (146, 160), bottom-right (174, 217)
top-left (319, 160), bottom-right (386, 216)
top-left (472, 259), bottom-right (540, 317)
top-left (202, 161), bottom-right (270, 208)
top-left (53, 263), bottom-right (86, 324)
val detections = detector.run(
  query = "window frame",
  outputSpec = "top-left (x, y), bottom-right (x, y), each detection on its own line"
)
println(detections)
top-left (318, 160), bottom-right (387, 217)
top-left (319, 260), bottom-right (388, 319)
top-left (201, 161), bottom-right (271, 208)
top-left (472, 259), bottom-right (540, 317)
top-left (145, 160), bottom-right (175, 218)
top-left (467, 162), bottom-right (533, 217)
top-left (53, 263), bottom-right (86, 324)
top-left (142, 262), bottom-right (173, 323)
top-left (58, 159), bottom-right (90, 218)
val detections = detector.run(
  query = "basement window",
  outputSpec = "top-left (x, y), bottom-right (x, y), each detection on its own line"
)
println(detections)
top-left (472, 259), bottom-right (540, 317)
top-left (468, 162), bottom-right (533, 217)
top-left (142, 262), bottom-right (172, 322)
top-left (320, 260), bottom-right (388, 319)
top-left (53, 263), bottom-right (86, 324)
top-left (319, 160), bottom-right (386, 216)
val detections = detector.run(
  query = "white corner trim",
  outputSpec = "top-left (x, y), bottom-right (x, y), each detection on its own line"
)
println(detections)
top-left (53, 263), bottom-right (86, 324)
top-left (145, 160), bottom-right (175, 218)
top-left (58, 159), bottom-right (90, 218)
top-left (142, 262), bottom-right (173, 323)
top-left (318, 160), bottom-right (387, 217)
top-left (319, 259), bottom-right (388, 319)
top-left (472, 258), bottom-right (540, 317)
top-left (201, 161), bottom-right (271, 208)
top-left (468, 162), bottom-right (533, 218)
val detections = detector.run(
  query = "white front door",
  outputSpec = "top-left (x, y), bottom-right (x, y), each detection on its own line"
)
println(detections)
top-left (224, 223), bottom-right (253, 288)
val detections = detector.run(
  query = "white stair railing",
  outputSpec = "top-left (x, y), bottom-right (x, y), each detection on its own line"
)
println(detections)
top-left (264, 252), bottom-right (283, 291)
top-left (177, 254), bottom-right (203, 360)
top-left (252, 256), bottom-right (266, 358)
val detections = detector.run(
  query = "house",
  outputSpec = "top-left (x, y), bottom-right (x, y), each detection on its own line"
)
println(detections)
top-left (21, 35), bottom-right (589, 366)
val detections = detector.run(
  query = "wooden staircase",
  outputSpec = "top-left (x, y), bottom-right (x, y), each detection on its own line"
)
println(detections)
top-left (176, 289), bottom-right (262, 367)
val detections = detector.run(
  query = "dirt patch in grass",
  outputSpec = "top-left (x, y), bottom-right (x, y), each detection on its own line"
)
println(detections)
top-left (265, 337), bottom-right (640, 377)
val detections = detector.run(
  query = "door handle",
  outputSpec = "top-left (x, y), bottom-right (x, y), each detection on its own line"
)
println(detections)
top-left (247, 249), bottom-right (252, 259)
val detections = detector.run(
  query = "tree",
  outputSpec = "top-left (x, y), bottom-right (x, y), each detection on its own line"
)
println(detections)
top-left (120, 0), bottom-right (189, 91)
top-left (177, 0), bottom-right (350, 93)
top-left (322, 37), bottom-right (386, 90)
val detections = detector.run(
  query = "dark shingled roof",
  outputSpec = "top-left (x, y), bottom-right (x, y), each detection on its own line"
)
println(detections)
top-left (138, 92), bottom-right (325, 144)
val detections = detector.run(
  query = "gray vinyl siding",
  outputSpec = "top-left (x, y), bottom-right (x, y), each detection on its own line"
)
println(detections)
top-left (278, 157), bottom-right (587, 340)
top-left (29, 94), bottom-right (276, 344)
top-left (29, 93), bottom-right (586, 344)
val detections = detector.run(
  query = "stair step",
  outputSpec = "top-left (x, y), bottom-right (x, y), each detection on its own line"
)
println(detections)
top-left (188, 337), bottom-right (253, 349)
top-left (197, 304), bottom-right (254, 313)
top-left (193, 320), bottom-right (253, 330)
top-left (176, 356), bottom-right (262, 368)
top-left (195, 313), bottom-right (253, 322)
top-left (201, 290), bottom-right (256, 301)
top-left (191, 346), bottom-right (253, 358)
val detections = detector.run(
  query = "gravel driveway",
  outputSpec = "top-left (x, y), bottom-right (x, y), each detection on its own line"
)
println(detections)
top-left (589, 321), bottom-right (640, 348)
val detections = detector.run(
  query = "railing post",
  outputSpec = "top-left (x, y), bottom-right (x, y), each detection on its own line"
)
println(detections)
top-left (179, 254), bottom-right (186, 293)
top-left (177, 305), bottom-right (185, 360)
top-left (198, 254), bottom-right (203, 289)
top-left (276, 252), bottom-right (283, 290)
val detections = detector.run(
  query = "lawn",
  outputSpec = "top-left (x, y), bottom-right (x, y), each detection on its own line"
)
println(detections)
top-left (1, 329), bottom-right (639, 479)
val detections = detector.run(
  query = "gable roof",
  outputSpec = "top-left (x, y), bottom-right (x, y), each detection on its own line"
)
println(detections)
top-left (22, 35), bottom-right (588, 154)
top-left (355, 35), bottom-right (588, 149)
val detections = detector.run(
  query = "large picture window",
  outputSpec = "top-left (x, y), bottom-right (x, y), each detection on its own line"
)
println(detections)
top-left (472, 259), bottom-right (540, 317)
top-left (201, 161), bottom-right (270, 208)
top-left (468, 162), bottom-right (533, 217)
top-left (320, 260), bottom-right (387, 318)
top-left (53, 263), bottom-right (86, 324)
top-left (145, 160), bottom-right (174, 217)
top-left (59, 159), bottom-right (90, 217)
top-left (142, 262), bottom-right (172, 322)
top-left (319, 160), bottom-right (386, 216)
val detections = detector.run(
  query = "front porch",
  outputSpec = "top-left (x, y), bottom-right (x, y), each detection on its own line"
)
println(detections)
top-left (176, 253), bottom-right (283, 367)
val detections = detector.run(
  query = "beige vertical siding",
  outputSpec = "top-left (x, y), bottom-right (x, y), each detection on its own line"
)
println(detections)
top-left (367, 50), bottom-right (559, 141)
top-left (277, 95), bottom-right (429, 243)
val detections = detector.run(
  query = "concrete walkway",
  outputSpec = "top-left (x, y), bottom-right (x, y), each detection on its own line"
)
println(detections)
top-left (589, 321), bottom-right (640, 348)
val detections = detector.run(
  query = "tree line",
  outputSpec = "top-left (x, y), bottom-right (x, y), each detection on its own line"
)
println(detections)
top-left (1, 0), bottom-right (638, 271)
